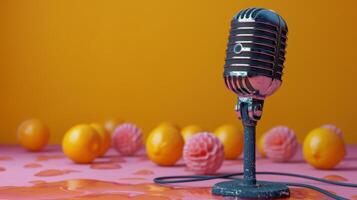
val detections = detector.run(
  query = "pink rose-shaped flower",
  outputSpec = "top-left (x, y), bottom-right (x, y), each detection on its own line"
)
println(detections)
top-left (112, 123), bottom-right (142, 156)
top-left (264, 126), bottom-right (298, 162)
top-left (321, 124), bottom-right (343, 138)
top-left (183, 132), bottom-right (224, 174)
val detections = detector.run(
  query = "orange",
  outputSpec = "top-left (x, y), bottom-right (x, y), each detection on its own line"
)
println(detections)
top-left (103, 118), bottom-right (123, 135)
top-left (214, 124), bottom-right (243, 160)
top-left (90, 123), bottom-right (111, 157)
top-left (181, 125), bottom-right (203, 142)
top-left (17, 119), bottom-right (50, 151)
top-left (258, 133), bottom-right (267, 158)
top-left (146, 124), bottom-right (184, 166)
top-left (62, 124), bottom-right (100, 163)
top-left (303, 127), bottom-right (346, 169)
top-left (145, 121), bottom-right (180, 144)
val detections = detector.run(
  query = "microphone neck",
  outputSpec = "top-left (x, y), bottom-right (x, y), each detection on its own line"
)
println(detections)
top-left (236, 97), bottom-right (265, 126)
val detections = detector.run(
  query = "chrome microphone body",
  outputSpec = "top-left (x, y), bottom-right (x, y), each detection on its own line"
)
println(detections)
top-left (224, 8), bottom-right (288, 122)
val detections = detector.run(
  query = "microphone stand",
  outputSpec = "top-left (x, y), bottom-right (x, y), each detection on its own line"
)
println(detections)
top-left (212, 97), bottom-right (290, 198)
top-left (241, 101), bottom-right (257, 186)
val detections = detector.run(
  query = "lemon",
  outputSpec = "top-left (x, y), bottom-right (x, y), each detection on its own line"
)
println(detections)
top-left (63, 124), bottom-right (100, 163)
top-left (181, 125), bottom-right (203, 142)
top-left (258, 133), bottom-right (267, 158)
top-left (214, 124), bottom-right (243, 160)
top-left (146, 125), bottom-right (184, 166)
top-left (303, 127), bottom-right (346, 169)
top-left (17, 119), bottom-right (50, 151)
top-left (90, 123), bottom-right (111, 157)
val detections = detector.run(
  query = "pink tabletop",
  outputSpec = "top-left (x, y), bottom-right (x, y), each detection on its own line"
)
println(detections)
top-left (0, 145), bottom-right (356, 200)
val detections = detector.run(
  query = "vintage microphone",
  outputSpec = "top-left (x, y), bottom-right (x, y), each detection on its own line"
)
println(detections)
top-left (211, 7), bottom-right (289, 198)
top-left (154, 7), bottom-right (357, 200)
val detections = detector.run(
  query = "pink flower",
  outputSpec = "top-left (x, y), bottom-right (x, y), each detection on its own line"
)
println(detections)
top-left (183, 132), bottom-right (224, 174)
top-left (112, 123), bottom-right (142, 156)
top-left (264, 126), bottom-right (298, 162)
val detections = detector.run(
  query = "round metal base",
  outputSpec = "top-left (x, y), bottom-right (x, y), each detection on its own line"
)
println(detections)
top-left (212, 180), bottom-right (290, 199)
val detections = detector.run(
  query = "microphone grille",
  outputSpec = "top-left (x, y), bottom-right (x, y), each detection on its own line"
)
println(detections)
top-left (224, 8), bottom-right (288, 80)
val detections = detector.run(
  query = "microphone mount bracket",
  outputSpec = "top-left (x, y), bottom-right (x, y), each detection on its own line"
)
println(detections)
top-left (236, 97), bottom-right (264, 125)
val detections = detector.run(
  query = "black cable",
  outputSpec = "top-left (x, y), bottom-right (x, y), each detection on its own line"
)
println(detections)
top-left (154, 171), bottom-right (357, 200)
top-left (256, 171), bottom-right (357, 188)
top-left (283, 182), bottom-right (348, 200)
top-left (154, 173), bottom-right (241, 184)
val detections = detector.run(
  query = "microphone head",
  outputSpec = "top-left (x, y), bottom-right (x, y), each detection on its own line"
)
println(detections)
top-left (224, 8), bottom-right (288, 99)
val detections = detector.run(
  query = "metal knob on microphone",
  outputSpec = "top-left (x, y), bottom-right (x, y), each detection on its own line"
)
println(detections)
top-left (212, 8), bottom-right (290, 198)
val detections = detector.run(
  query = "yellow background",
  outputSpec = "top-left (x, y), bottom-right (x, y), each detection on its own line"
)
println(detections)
top-left (0, 0), bottom-right (356, 144)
